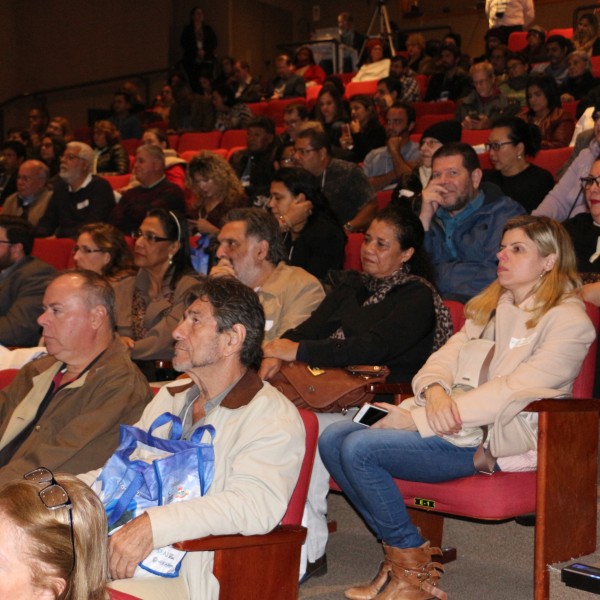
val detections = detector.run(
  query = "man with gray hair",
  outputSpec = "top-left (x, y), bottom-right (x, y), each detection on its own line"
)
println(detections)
top-left (3, 160), bottom-right (53, 227)
top-left (110, 145), bottom-right (186, 234)
top-left (35, 141), bottom-right (115, 238)
top-left (0, 270), bottom-right (151, 485)
top-left (211, 207), bottom-right (325, 341)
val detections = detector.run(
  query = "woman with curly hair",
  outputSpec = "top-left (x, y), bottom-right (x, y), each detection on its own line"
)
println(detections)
top-left (188, 150), bottom-right (249, 235)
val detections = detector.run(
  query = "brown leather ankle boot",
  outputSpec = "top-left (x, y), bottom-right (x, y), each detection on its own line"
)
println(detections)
top-left (344, 557), bottom-right (392, 600)
top-left (373, 542), bottom-right (446, 600)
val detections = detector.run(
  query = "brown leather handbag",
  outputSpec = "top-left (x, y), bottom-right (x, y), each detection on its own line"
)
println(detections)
top-left (268, 362), bottom-right (390, 413)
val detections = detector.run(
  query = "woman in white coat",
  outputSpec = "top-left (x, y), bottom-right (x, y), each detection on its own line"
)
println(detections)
top-left (320, 215), bottom-right (596, 600)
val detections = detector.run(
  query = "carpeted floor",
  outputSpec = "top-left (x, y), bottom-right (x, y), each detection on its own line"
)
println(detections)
top-left (300, 491), bottom-right (600, 599)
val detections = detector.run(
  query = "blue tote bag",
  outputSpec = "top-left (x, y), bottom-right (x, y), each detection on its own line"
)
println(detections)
top-left (92, 412), bottom-right (215, 577)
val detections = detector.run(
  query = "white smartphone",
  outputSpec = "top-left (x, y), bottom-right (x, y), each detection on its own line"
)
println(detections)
top-left (353, 403), bottom-right (389, 427)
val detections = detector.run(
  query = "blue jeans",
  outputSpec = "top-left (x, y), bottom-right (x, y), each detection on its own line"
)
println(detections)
top-left (319, 420), bottom-right (478, 548)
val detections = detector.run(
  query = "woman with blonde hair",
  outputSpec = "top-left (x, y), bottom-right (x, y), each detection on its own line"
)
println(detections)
top-left (0, 470), bottom-right (109, 600)
top-left (187, 150), bottom-right (248, 235)
top-left (405, 33), bottom-right (435, 75)
top-left (320, 215), bottom-right (595, 600)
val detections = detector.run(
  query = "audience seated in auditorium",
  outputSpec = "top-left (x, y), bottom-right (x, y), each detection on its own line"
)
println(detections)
top-left (482, 116), bottom-right (554, 212)
top-left (188, 150), bottom-right (249, 237)
top-left (110, 145), bottom-right (186, 235)
top-left (269, 167), bottom-right (345, 280)
top-left (150, 83), bottom-right (175, 122)
top-left (392, 120), bottom-right (462, 203)
top-left (424, 43), bottom-right (471, 102)
top-left (27, 108), bottom-right (49, 153)
top-left (137, 128), bottom-right (187, 190)
top-left (533, 106), bottom-right (599, 221)
top-left (533, 34), bottom-right (573, 86)
top-left (405, 33), bottom-right (436, 75)
top-left (232, 60), bottom-right (264, 103)
top-left (3, 160), bottom-right (53, 227)
top-left (261, 207), bottom-right (452, 581)
top-left (229, 116), bottom-right (278, 205)
top-left (559, 50), bottom-right (600, 102)
top-left (313, 85), bottom-right (349, 148)
top-left (46, 115), bottom-right (74, 143)
top-left (363, 102), bottom-right (420, 192)
top-left (489, 44), bottom-right (510, 86)
top-left (456, 61), bottom-right (520, 129)
top-left (0, 141), bottom-right (26, 205)
top-left (0, 270), bottom-right (151, 486)
top-left (0, 216), bottom-right (55, 346)
top-left (351, 39), bottom-right (390, 83)
top-left (36, 142), bottom-right (115, 238)
top-left (279, 103), bottom-right (309, 145)
top-left (418, 142), bottom-right (525, 301)
top-left (92, 120), bottom-right (129, 176)
top-left (388, 55), bottom-right (421, 103)
top-left (168, 82), bottom-right (216, 133)
top-left (114, 209), bottom-right (202, 381)
top-left (293, 124), bottom-right (377, 232)
top-left (442, 31), bottom-right (472, 71)
top-left (212, 83), bottom-right (253, 132)
top-left (109, 91), bottom-right (143, 140)
top-left (295, 46), bottom-right (327, 87)
top-left (519, 72), bottom-right (575, 148)
top-left (338, 94), bottom-right (387, 162)
top-left (80, 275), bottom-right (305, 600)
top-left (564, 157), bottom-right (600, 280)
top-left (73, 222), bottom-right (136, 283)
top-left (522, 25), bottom-right (549, 63)
top-left (211, 207), bottom-right (325, 341)
top-left (573, 12), bottom-right (600, 57)
top-left (499, 52), bottom-right (530, 107)
top-left (39, 134), bottom-right (66, 188)
top-left (268, 54), bottom-right (306, 100)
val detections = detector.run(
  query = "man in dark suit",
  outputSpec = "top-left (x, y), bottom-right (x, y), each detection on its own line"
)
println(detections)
top-left (232, 60), bottom-right (264, 103)
top-left (268, 55), bottom-right (306, 100)
top-left (0, 215), bottom-right (55, 346)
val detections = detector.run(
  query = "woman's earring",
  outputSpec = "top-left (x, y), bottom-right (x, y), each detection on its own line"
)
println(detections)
top-left (168, 254), bottom-right (173, 265)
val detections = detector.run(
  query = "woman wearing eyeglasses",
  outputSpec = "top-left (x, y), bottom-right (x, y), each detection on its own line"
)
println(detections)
top-left (482, 116), bottom-right (554, 212)
top-left (73, 223), bottom-right (135, 282)
top-left (564, 158), bottom-right (600, 280)
top-left (0, 469), bottom-right (109, 600)
top-left (113, 208), bottom-right (202, 381)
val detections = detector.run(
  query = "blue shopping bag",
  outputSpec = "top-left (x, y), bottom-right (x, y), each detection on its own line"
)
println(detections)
top-left (92, 412), bottom-right (215, 577)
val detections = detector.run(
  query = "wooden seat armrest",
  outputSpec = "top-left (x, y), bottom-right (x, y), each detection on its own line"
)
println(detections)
top-left (366, 382), bottom-right (413, 396)
top-left (523, 398), bottom-right (600, 413)
top-left (173, 524), bottom-right (306, 552)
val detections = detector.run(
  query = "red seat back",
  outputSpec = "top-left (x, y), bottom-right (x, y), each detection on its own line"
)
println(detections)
top-left (281, 409), bottom-right (318, 525)
top-left (177, 131), bottom-right (222, 153)
top-left (343, 233), bottom-right (365, 271)
top-left (413, 113), bottom-right (453, 135)
top-left (412, 101), bottom-right (456, 119)
top-left (265, 98), bottom-right (306, 127)
top-left (376, 190), bottom-right (393, 210)
top-left (121, 138), bottom-right (142, 156)
top-left (101, 174), bottom-right (131, 191)
top-left (31, 238), bottom-right (76, 270)
top-left (530, 147), bottom-right (573, 181)
top-left (443, 300), bottom-right (466, 333)
top-left (461, 129), bottom-right (491, 147)
top-left (344, 80), bottom-right (378, 100)
top-left (592, 56), bottom-right (600, 78)
top-left (220, 129), bottom-right (248, 150)
top-left (547, 27), bottom-right (573, 39)
top-left (508, 31), bottom-right (528, 52)
top-left (414, 75), bottom-right (430, 99)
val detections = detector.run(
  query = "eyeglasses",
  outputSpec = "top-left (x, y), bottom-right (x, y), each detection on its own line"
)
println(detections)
top-left (24, 467), bottom-right (75, 575)
top-left (293, 147), bottom-right (318, 156)
top-left (0, 240), bottom-right (12, 245)
top-left (73, 245), bottom-right (105, 255)
top-left (581, 175), bottom-right (600, 189)
top-left (134, 230), bottom-right (171, 243)
top-left (484, 141), bottom-right (515, 151)
top-left (62, 153), bottom-right (84, 161)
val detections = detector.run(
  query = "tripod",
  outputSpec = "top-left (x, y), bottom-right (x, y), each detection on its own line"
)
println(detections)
top-left (359, 0), bottom-right (396, 64)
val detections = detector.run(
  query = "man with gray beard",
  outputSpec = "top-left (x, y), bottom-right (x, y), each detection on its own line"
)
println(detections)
top-left (418, 142), bottom-right (525, 301)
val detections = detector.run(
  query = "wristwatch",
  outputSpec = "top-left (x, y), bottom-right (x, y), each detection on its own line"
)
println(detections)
top-left (343, 222), bottom-right (355, 233)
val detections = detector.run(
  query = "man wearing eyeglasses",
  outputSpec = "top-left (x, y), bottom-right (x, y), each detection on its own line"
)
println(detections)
top-left (35, 142), bottom-right (115, 238)
top-left (0, 215), bottom-right (54, 346)
top-left (0, 270), bottom-right (151, 485)
top-left (110, 145), bottom-right (186, 235)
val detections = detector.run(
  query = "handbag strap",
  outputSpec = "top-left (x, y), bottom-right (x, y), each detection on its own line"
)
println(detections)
top-left (189, 424), bottom-right (216, 444)
top-left (149, 412), bottom-right (183, 440)
top-left (107, 471), bottom-right (146, 527)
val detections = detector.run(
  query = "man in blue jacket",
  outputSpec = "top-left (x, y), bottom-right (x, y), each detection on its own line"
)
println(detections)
top-left (419, 142), bottom-right (525, 302)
